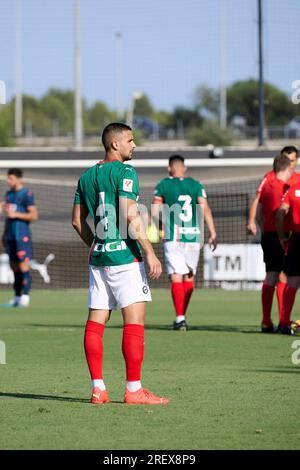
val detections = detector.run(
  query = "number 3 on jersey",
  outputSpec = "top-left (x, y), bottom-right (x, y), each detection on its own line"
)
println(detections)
top-left (178, 195), bottom-right (192, 222)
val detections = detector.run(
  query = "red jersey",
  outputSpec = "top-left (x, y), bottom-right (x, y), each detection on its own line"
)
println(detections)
top-left (256, 170), bottom-right (300, 194)
top-left (259, 178), bottom-right (289, 231)
top-left (282, 184), bottom-right (300, 233)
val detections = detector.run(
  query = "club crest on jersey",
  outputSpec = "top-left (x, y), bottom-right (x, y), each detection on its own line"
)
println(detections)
top-left (123, 179), bottom-right (133, 192)
top-left (295, 190), bottom-right (300, 197)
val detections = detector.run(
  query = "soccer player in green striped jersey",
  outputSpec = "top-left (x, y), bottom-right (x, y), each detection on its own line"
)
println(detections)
top-left (151, 155), bottom-right (217, 330)
top-left (72, 123), bottom-right (168, 405)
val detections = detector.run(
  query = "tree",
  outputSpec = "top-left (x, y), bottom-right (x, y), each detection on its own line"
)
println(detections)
top-left (85, 101), bottom-right (116, 134)
top-left (227, 79), bottom-right (296, 126)
top-left (0, 104), bottom-right (14, 146)
top-left (134, 94), bottom-right (154, 117)
top-left (40, 89), bottom-right (76, 135)
top-left (194, 85), bottom-right (219, 120)
top-left (168, 106), bottom-right (203, 130)
top-left (187, 121), bottom-right (232, 146)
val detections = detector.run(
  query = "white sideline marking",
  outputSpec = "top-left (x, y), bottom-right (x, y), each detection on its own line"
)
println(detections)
top-left (0, 158), bottom-right (275, 169)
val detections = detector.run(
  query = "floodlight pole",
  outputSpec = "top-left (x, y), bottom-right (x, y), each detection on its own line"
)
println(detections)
top-left (219, 0), bottom-right (227, 129)
top-left (15, 0), bottom-right (23, 137)
top-left (116, 32), bottom-right (124, 119)
top-left (74, 0), bottom-right (83, 148)
top-left (126, 92), bottom-right (142, 128)
top-left (258, 0), bottom-right (265, 146)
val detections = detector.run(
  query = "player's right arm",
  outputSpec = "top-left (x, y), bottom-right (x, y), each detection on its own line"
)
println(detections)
top-left (247, 194), bottom-right (260, 235)
top-left (247, 174), bottom-right (269, 235)
top-left (72, 203), bottom-right (94, 247)
top-left (72, 182), bottom-right (94, 247)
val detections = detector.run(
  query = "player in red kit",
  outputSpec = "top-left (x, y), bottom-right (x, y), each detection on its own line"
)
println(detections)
top-left (276, 180), bottom-right (300, 335)
top-left (258, 155), bottom-right (292, 332)
top-left (248, 146), bottom-right (300, 324)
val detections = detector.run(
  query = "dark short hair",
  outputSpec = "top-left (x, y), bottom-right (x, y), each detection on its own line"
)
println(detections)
top-left (7, 168), bottom-right (23, 178)
top-left (273, 154), bottom-right (291, 173)
top-left (169, 154), bottom-right (185, 166)
top-left (101, 122), bottom-right (132, 151)
top-left (281, 145), bottom-right (298, 157)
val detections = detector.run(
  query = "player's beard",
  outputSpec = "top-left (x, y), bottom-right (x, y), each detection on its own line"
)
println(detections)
top-left (123, 153), bottom-right (132, 162)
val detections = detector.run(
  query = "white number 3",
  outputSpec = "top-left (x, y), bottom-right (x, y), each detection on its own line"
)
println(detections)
top-left (178, 195), bottom-right (192, 222)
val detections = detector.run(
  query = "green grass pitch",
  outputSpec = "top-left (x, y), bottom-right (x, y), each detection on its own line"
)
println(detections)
top-left (0, 288), bottom-right (300, 450)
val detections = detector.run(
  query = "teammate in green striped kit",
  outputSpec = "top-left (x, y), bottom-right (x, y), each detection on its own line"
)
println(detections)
top-left (152, 155), bottom-right (217, 330)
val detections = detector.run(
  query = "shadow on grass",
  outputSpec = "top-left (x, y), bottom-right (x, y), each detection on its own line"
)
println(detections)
top-left (29, 323), bottom-right (260, 334)
top-left (246, 366), bottom-right (300, 374)
top-left (0, 391), bottom-right (123, 405)
top-left (107, 324), bottom-right (260, 334)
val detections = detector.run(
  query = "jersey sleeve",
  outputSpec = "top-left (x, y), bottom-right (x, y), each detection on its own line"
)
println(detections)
top-left (196, 182), bottom-right (207, 199)
top-left (153, 181), bottom-right (164, 201)
top-left (24, 190), bottom-right (35, 207)
top-left (256, 173), bottom-right (269, 194)
top-left (118, 166), bottom-right (139, 201)
top-left (282, 188), bottom-right (291, 206)
top-left (73, 180), bottom-right (85, 205)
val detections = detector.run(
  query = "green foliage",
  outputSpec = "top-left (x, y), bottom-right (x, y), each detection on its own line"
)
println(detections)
top-left (0, 79), bottom-right (296, 146)
top-left (85, 101), bottom-right (116, 135)
top-left (194, 84), bottom-right (219, 119)
top-left (0, 104), bottom-right (14, 146)
top-left (187, 121), bottom-right (233, 146)
top-left (152, 110), bottom-right (171, 127)
top-left (132, 128), bottom-right (144, 146)
top-left (227, 79), bottom-right (296, 126)
top-left (134, 94), bottom-right (154, 118)
top-left (168, 106), bottom-right (203, 130)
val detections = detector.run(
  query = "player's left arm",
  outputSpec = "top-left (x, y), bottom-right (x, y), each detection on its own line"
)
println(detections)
top-left (198, 196), bottom-right (217, 251)
top-left (72, 203), bottom-right (94, 247)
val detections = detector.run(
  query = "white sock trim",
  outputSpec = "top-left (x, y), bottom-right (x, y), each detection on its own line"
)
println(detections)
top-left (126, 381), bottom-right (142, 392)
top-left (176, 315), bottom-right (185, 323)
top-left (92, 379), bottom-right (106, 391)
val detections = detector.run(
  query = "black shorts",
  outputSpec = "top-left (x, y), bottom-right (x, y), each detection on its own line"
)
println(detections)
top-left (286, 233), bottom-right (300, 276)
top-left (261, 231), bottom-right (286, 273)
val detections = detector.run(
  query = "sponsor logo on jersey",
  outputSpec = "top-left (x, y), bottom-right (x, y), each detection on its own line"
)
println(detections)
top-left (123, 179), bottom-right (133, 192)
top-left (178, 227), bottom-right (200, 235)
top-left (94, 241), bottom-right (127, 253)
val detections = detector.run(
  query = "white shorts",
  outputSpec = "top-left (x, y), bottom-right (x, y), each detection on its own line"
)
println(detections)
top-left (164, 241), bottom-right (200, 275)
top-left (88, 262), bottom-right (152, 310)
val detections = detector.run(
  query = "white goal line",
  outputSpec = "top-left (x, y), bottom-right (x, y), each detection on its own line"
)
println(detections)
top-left (0, 158), bottom-right (275, 169)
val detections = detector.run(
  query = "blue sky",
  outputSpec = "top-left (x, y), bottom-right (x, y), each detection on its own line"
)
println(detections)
top-left (0, 0), bottom-right (299, 111)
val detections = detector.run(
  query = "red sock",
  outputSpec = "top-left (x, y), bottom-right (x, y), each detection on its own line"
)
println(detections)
top-left (84, 320), bottom-right (104, 380)
top-left (261, 283), bottom-right (275, 326)
top-left (276, 281), bottom-right (286, 325)
top-left (171, 282), bottom-right (185, 317)
top-left (282, 286), bottom-right (297, 327)
top-left (122, 324), bottom-right (144, 381)
top-left (183, 280), bottom-right (194, 314)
